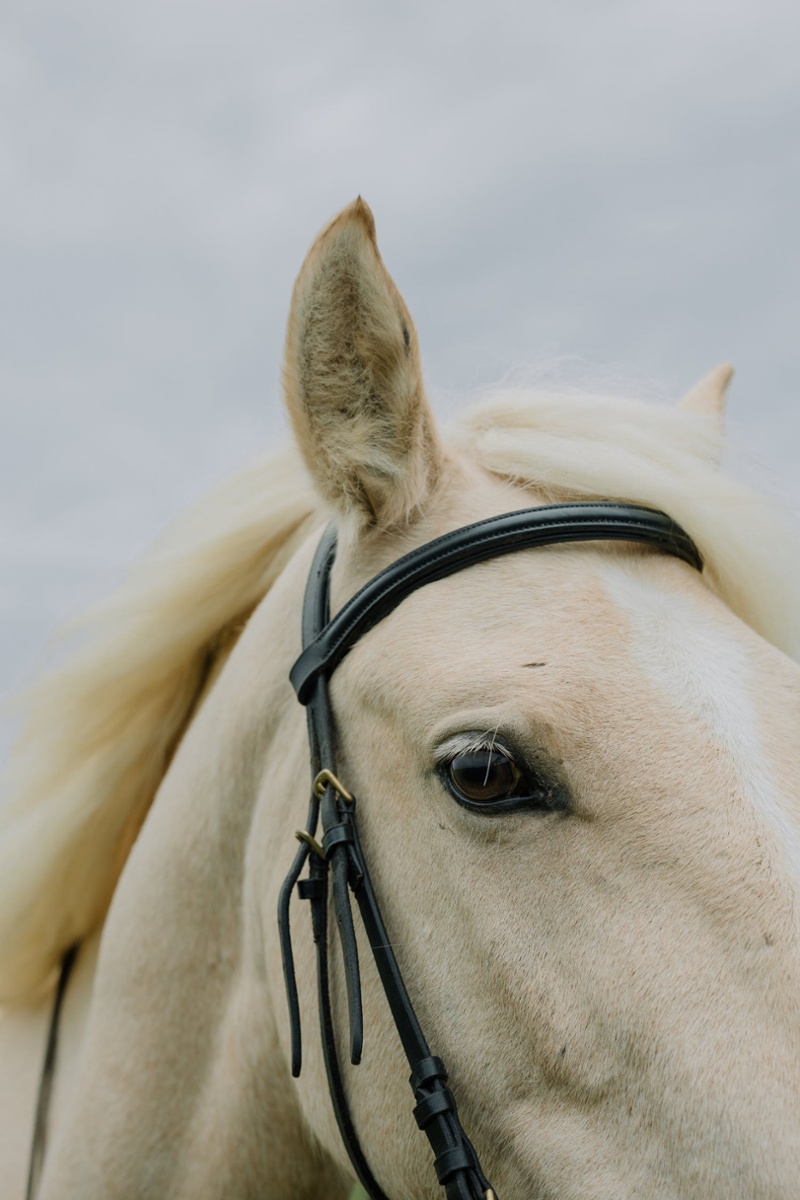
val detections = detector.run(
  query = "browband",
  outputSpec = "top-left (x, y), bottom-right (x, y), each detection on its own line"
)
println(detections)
top-left (290, 502), bottom-right (702, 703)
top-left (279, 500), bottom-right (702, 1200)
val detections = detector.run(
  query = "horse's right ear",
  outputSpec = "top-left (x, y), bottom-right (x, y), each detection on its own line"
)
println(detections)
top-left (679, 363), bottom-right (733, 418)
top-left (282, 198), bottom-right (444, 530)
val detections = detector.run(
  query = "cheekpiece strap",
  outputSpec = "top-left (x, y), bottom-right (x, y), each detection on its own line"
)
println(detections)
top-left (280, 500), bottom-right (702, 1200)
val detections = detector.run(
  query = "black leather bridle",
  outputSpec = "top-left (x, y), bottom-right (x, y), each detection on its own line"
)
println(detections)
top-left (278, 501), bottom-right (702, 1200)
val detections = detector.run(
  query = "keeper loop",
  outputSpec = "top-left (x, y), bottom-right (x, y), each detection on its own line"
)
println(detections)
top-left (322, 824), bottom-right (355, 855)
top-left (434, 1145), bottom-right (475, 1184)
top-left (409, 1054), bottom-right (448, 1094)
top-left (413, 1088), bottom-right (454, 1128)
top-left (298, 878), bottom-right (326, 902)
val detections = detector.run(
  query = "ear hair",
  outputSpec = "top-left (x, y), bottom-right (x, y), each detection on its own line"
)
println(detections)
top-left (283, 198), bottom-right (443, 529)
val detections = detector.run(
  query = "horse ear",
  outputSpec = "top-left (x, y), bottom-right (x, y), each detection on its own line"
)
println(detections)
top-left (283, 198), bottom-right (443, 528)
top-left (678, 363), bottom-right (734, 418)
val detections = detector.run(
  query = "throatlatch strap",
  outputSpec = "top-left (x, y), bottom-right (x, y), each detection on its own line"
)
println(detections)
top-left (26, 944), bottom-right (78, 1200)
top-left (280, 500), bottom-right (703, 1200)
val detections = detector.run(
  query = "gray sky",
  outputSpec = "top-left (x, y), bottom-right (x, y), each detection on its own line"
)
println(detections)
top-left (2, 0), bottom-right (799, 757)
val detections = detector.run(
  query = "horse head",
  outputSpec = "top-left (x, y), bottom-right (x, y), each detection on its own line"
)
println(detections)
top-left (8, 200), bottom-right (800, 1200)
top-left (271, 199), bottom-right (800, 1197)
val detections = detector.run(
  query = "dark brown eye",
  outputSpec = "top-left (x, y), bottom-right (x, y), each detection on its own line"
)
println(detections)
top-left (447, 749), bottom-right (523, 804)
top-left (438, 737), bottom-right (570, 817)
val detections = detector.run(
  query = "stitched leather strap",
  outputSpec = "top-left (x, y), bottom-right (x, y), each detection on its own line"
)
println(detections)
top-left (290, 502), bottom-right (702, 702)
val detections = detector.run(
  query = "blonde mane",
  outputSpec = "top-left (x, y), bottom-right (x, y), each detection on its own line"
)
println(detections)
top-left (0, 452), bottom-right (320, 1003)
top-left (454, 389), bottom-right (800, 658)
top-left (2, 389), bottom-right (798, 1003)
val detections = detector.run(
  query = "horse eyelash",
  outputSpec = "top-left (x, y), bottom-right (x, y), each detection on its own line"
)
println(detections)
top-left (483, 723), bottom-right (501, 785)
top-left (434, 729), bottom-right (511, 766)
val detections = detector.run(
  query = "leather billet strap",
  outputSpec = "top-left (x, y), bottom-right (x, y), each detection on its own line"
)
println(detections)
top-left (278, 502), bottom-right (703, 1200)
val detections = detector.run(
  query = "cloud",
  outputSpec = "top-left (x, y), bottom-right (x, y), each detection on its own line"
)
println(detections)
top-left (2, 0), bottom-right (799, 746)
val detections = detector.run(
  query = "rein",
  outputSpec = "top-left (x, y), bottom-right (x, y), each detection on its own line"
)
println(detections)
top-left (278, 501), bottom-right (702, 1200)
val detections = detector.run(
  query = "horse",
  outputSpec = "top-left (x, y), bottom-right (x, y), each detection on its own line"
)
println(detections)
top-left (2, 197), bottom-right (800, 1199)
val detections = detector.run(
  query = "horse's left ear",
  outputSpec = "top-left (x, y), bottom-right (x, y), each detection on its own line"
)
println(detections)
top-left (283, 198), bottom-right (443, 529)
top-left (678, 363), bottom-right (734, 418)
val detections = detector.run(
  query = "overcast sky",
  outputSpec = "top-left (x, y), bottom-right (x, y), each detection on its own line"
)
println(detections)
top-left (1, 0), bottom-right (798, 758)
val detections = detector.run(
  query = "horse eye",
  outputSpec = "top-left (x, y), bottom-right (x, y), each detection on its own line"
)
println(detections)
top-left (447, 749), bottom-right (523, 804)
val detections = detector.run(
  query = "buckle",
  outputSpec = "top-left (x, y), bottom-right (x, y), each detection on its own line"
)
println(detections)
top-left (313, 768), bottom-right (353, 802)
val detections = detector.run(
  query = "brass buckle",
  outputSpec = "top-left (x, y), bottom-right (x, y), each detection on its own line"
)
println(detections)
top-left (313, 768), bottom-right (353, 803)
top-left (294, 830), bottom-right (326, 860)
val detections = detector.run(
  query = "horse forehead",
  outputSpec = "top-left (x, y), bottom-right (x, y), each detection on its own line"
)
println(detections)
top-left (357, 546), bottom-right (629, 653)
top-left (596, 559), bottom-right (759, 732)
top-left (597, 559), bottom-right (800, 875)
top-left (343, 542), bottom-right (762, 732)
top-left (339, 547), bottom-right (644, 720)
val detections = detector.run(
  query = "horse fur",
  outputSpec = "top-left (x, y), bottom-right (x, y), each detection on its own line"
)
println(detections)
top-left (2, 366), bottom-right (797, 1007)
top-left (3, 199), bottom-right (800, 1199)
top-left (282, 197), bottom-right (443, 530)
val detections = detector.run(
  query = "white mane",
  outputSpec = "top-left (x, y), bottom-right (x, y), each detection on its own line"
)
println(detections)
top-left (1, 388), bottom-right (798, 1003)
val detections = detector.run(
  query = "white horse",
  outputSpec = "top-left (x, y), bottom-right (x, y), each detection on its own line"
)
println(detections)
top-left (2, 198), bottom-right (800, 1199)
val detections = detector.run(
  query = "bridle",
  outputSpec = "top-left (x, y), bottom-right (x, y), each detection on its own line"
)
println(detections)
top-left (27, 502), bottom-right (701, 1200)
top-left (278, 501), bottom-right (702, 1200)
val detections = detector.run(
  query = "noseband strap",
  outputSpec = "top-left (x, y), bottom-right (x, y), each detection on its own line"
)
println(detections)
top-left (278, 502), bottom-right (702, 1200)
